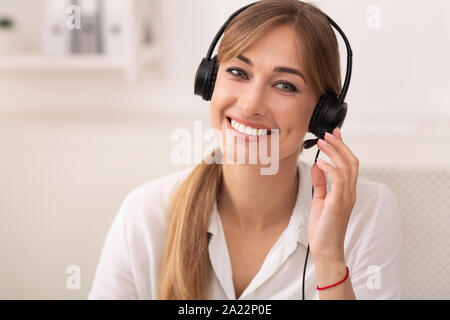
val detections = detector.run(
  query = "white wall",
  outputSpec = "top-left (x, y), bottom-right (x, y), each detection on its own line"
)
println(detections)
top-left (0, 0), bottom-right (449, 131)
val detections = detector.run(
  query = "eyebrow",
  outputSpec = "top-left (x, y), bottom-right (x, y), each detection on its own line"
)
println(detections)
top-left (237, 54), bottom-right (306, 84)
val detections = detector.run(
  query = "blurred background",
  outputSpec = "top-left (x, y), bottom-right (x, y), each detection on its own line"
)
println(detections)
top-left (0, 0), bottom-right (449, 299)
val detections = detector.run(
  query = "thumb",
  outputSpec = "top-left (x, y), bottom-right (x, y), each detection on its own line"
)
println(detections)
top-left (311, 162), bottom-right (327, 201)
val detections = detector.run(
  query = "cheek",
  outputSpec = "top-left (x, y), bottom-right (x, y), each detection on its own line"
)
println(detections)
top-left (210, 75), bottom-right (235, 126)
top-left (275, 103), bottom-right (310, 137)
top-left (209, 104), bottom-right (223, 133)
top-left (212, 74), bottom-right (235, 102)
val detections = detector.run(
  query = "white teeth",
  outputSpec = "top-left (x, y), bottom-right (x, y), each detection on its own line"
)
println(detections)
top-left (230, 118), bottom-right (269, 136)
top-left (258, 129), bottom-right (267, 136)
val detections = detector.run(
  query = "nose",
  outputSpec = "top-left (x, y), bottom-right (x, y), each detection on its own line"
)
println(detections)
top-left (239, 80), bottom-right (268, 117)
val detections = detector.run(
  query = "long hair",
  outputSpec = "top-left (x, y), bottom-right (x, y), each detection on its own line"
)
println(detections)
top-left (158, 0), bottom-right (342, 299)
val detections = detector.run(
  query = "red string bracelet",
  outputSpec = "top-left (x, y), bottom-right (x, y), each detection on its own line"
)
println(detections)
top-left (316, 266), bottom-right (349, 291)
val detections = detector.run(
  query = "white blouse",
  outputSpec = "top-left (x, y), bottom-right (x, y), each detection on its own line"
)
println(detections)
top-left (87, 160), bottom-right (401, 300)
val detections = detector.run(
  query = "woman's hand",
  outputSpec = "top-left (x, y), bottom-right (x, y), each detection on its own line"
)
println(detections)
top-left (307, 127), bottom-right (359, 266)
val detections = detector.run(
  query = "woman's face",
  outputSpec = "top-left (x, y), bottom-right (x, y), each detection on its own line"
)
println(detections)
top-left (210, 24), bottom-right (320, 164)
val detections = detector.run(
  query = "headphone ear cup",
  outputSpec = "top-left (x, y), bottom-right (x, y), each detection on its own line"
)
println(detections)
top-left (309, 93), bottom-right (347, 138)
top-left (309, 94), bottom-right (329, 138)
top-left (194, 56), bottom-right (218, 101)
top-left (207, 57), bottom-right (219, 101)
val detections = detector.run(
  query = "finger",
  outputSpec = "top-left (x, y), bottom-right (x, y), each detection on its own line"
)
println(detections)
top-left (318, 137), bottom-right (350, 175)
top-left (327, 128), bottom-right (359, 183)
top-left (317, 138), bottom-right (349, 201)
top-left (325, 128), bottom-right (359, 203)
top-left (322, 132), bottom-right (352, 173)
top-left (316, 157), bottom-right (345, 202)
top-left (311, 162), bottom-right (327, 201)
top-left (333, 127), bottom-right (359, 203)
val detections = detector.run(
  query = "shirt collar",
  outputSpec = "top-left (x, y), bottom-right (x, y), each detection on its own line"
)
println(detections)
top-left (207, 160), bottom-right (312, 248)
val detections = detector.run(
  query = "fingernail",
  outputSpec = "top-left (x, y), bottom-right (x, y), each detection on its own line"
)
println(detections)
top-left (336, 127), bottom-right (342, 139)
top-left (325, 132), bottom-right (336, 140)
top-left (318, 138), bottom-right (329, 146)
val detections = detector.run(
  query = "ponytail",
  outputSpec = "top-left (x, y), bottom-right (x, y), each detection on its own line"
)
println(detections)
top-left (157, 149), bottom-right (222, 299)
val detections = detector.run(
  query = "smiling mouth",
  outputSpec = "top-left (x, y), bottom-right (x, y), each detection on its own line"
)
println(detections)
top-left (226, 117), bottom-right (272, 135)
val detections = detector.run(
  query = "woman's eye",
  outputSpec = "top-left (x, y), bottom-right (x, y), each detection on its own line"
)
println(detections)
top-left (226, 67), bottom-right (299, 93)
top-left (226, 67), bottom-right (248, 79)
top-left (274, 82), bottom-right (298, 93)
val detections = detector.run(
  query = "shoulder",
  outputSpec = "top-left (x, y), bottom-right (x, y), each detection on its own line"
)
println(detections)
top-left (347, 176), bottom-right (401, 245)
top-left (125, 167), bottom-right (194, 219)
top-left (115, 166), bottom-right (196, 294)
top-left (344, 177), bottom-right (402, 299)
top-left (88, 167), bottom-right (196, 299)
top-left (127, 166), bottom-right (195, 205)
top-left (120, 166), bottom-right (196, 227)
top-left (354, 177), bottom-right (400, 220)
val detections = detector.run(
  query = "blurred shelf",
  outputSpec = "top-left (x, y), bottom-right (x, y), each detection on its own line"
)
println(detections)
top-left (0, 44), bottom-right (160, 71)
top-left (0, 43), bottom-right (161, 84)
top-left (0, 0), bottom-right (163, 83)
top-left (0, 54), bottom-right (126, 70)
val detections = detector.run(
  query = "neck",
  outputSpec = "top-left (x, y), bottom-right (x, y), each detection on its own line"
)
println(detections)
top-left (217, 148), bottom-right (301, 233)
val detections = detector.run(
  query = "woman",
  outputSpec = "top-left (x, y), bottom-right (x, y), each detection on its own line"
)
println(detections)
top-left (88, 0), bottom-right (400, 300)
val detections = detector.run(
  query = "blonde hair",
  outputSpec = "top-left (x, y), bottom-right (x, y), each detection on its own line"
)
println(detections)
top-left (158, 0), bottom-right (342, 299)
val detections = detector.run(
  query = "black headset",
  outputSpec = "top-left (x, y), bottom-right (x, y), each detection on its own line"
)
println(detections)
top-left (194, 1), bottom-right (353, 300)
top-left (194, 1), bottom-right (353, 148)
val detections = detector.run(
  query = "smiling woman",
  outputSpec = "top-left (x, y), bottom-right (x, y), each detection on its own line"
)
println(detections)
top-left (88, 0), bottom-right (400, 301)
top-left (158, 0), bottom-right (347, 299)
top-left (213, 23), bottom-right (323, 165)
